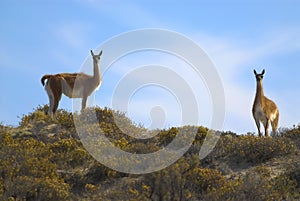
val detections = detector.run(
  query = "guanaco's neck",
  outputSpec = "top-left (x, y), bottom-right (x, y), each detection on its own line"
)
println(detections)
top-left (255, 80), bottom-right (264, 105)
top-left (93, 60), bottom-right (101, 83)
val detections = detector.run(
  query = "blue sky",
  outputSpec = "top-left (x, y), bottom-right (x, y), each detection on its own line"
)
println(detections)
top-left (1, 0), bottom-right (300, 134)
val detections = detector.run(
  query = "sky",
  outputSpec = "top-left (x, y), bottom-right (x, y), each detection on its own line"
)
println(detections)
top-left (0, 0), bottom-right (300, 134)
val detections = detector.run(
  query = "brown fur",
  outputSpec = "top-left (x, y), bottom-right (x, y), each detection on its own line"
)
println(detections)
top-left (252, 69), bottom-right (279, 137)
top-left (41, 50), bottom-right (103, 119)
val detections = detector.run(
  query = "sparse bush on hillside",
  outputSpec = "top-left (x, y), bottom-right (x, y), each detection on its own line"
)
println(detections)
top-left (0, 133), bottom-right (71, 200)
top-left (206, 134), bottom-right (298, 165)
top-left (282, 125), bottom-right (300, 149)
top-left (0, 105), bottom-right (299, 200)
top-left (19, 105), bottom-right (52, 127)
top-left (49, 138), bottom-right (91, 169)
top-left (205, 166), bottom-right (299, 201)
top-left (140, 155), bottom-right (242, 201)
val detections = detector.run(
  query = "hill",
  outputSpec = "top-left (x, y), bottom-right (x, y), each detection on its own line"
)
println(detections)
top-left (0, 105), bottom-right (299, 200)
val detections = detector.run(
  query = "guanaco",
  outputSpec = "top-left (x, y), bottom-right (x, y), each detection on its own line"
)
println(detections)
top-left (252, 69), bottom-right (279, 136)
top-left (41, 50), bottom-right (103, 119)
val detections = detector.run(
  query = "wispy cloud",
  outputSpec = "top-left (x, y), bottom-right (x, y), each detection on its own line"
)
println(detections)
top-left (90, 26), bottom-right (300, 132)
top-left (190, 26), bottom-right (300, 133)
top-left (52, 24), bottom-right (300, 132)
top-left (91, 50), bottom-right (212, 129)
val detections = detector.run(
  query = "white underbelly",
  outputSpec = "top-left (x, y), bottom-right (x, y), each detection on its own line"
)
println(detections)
top-left (254, 107), bottom-right (266, 121)
top-left (254, 106), bottom-right (278, 122)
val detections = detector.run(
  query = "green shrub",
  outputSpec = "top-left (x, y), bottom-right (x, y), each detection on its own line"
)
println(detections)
top-left (49, 138), bottom-right (91, 169)
top-left (208, 134), bottom-right (297, 164)
top-left (0, 133), bottom-right (71, 200)
top-left (205, 166), bottom-right (299, 201)
top-left (2, 105), bottom-right (300, 200)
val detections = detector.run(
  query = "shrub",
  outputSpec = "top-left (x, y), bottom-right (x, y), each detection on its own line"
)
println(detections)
top-left (2, 105), bottom-right (300, 200)
top-left (205, 166), bottom-right (299, 201)
top-left (0, 133), bottom-right (71, 200)
top-left (49, 138), bottom-right (91, 169)
top-left (207, 134), bottom-right (297, 164)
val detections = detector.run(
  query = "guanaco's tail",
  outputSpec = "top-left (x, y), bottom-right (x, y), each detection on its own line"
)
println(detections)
top-left (41, 74), bottom-right (52, 86)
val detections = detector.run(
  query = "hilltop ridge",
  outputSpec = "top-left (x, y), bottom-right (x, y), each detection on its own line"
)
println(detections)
top-left (0, 105), bottom-right (299, 200)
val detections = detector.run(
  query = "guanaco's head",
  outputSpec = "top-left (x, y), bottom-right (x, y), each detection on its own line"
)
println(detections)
top-left (254, 69), bottom-right (265, 82)
top-left (90, 50), bottom-right (103, 63)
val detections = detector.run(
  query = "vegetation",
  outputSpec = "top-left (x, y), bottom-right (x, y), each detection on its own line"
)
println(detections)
top-left (0, 105), bottom-right (299, 200)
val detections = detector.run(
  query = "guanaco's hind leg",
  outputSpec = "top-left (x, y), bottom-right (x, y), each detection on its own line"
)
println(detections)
top-left (49, 76), bottom-right (62, 120)
top-left (271, 113), bottom-right (279, 136)
top-left (264, 119), bottom-right (270, 137)
top-left (45, 81), bottom-right (54, 117)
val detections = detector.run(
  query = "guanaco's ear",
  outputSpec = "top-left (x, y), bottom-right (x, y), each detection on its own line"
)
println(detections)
top-left (254, 69), bottom-right (257, 75)
top-left (262, 69), bottom-right (265, 75)
top-left (90, 50), bottom-right (95, 56)
top-left (99, 50), bottom-right (103, 56)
